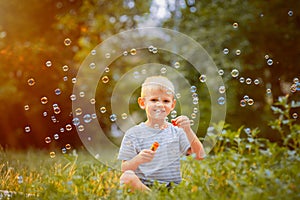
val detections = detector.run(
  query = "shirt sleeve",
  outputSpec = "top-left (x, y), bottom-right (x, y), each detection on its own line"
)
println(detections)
top-left (178, 128), bottom-right (191, 156)
top-left (117, 132), bottom-right (138, 161)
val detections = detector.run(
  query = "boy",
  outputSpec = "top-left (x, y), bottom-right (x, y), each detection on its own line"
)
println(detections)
top-left (118, 76), bottom-right (205, 191)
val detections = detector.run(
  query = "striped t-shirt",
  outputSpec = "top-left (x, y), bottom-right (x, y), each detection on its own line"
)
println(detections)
top-left (118, 122), bottom-right (190, 184)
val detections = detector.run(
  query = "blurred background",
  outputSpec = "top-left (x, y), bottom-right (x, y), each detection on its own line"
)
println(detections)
top-left (0, 0), bottom-right (299, 151)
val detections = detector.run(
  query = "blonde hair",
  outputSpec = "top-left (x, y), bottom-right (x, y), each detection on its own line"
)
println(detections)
top-left (141, 76), bottom-right (175, 97)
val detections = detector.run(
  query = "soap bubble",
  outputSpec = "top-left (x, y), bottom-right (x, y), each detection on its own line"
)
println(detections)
top-left (223, 48), bottom-right (229, 55)
top-left (240, 100), bottom-right (246, 107)
top-left (27, 78), bottom-right (35, 86)
top-left (102, 76), bottom-right (109, 83)
top-left (24, 105), bottom-right (30, 111)
top-left (243, 95), bottom-right (250, 101)
top-left (72, 117), bottom-right (80, 126)
top-left (218, 69), bottom-right (224, 76)
top-left (218, 97), bottom-right (225, 105)
top-left (193, 107), bottom-right (198, 113)
top-left (174, 62), bottom-right (180, 69)
top-left (43, 111), bottom-right (48, 117)
top-left (66, 124), bottom-right (72, 131)
top-left (45, 61), bottom-right (52, 67)
top-left (24, 126), bottom-right (31, 133)
top-left (265, 55), bottom-right (269, 59)
top-left (148, 45), bottom-right (154, 52)
top-left (292, 113), bottom-right (298, 119)
top-left (65, 144), bottom-right (71, 150)
top-left (239, 77), bottom-right (245, 83)
top-left (190, 85), bottom-right (197, 93)
top-left (45, 137), bottom-right (52, 144)
top-left (83, 114), bottom-right (92, 123)
top-left (130, 48), bottom-right (137, 55)
top-left (193, 98), bottom-right (199, 105)
top-left (75, 108), bottom-right (82, 116)
top-left (105, 53), bottom-right (111, 59)
top-left (231, 69), bottom-right (239, 78)
top-left (53, 104), bottom-right (61, 114)
top-left (51, 116), bottom-right (57, 123)
top-left (266, 88), bottom-right (272, 94)
top-left (170, 110), bottom-right (177, 118)
top-left (104, 67), bottom-right (110, 73)
top-left (254, 79), bottom-right (260, 85)
top-left (244, 128), bottom-right (251, 134)
top-left (72, 78), bottom-right (77, 84)
top-left (248, 99), bottom-right (254, 106)
top-left (233, 22), bottom-right (239, 29)
top-left (288, 10), bottom-right (293, 16)
top-left (63, 76), bottom-right (68, 81)
top-left (91, 50), bottom-right (96, 55)
top-left (64, 38), bottom-right (72, 46)
top-left (62, 148), bottom-right (67, 154)
top-left (62, 65), bottom-right (69, 71)
top-left (100, 107), bottom-right (107, 113)
top-left (70, 94), bottom-right (76, 101)
top-left (293, 78), bottom-right (299, 83)
top-left (219, 86), bottom-right (226, 94)
top-left (54, 134), bottom-right (59, 140)
top-left (90, 98), bottom-right (96, 104)
top-left (121, 113), bottom-right (128, 119)
top-left (176, 93), bottom-right (181, 99)
top-left (17, 176), bottom-right (23, 184)
top-left (54, 88), bottom-right (61, 95)
top-left (296, 83), bottom-right (300, 91)
top-left (123, 51), bottom-right (128, 56)
top-left (267, 59), bottom-right (273, 66)
top-left (110, 114), bottom-right (117, 122)
top-left (40, 96), bottom-right (48, 104)
top-left (199, 74), bottom-right (207, 83)
top-left (235, 49), bottom-right (241, 56)
top-left (49, 152), bottom-right (56, 158)
top-left (246, 78), bottom-right (252, 85)
top-left (191, 113), bottom-right (197, 119)
top-left (89, 63), bottom-right (96, 69)
top-left (60, 128), bottom-right (65, 133)
top-left (152, 47), bottom-right (158, 54)
top-left (160, 67), bottom-right (167, 74)
top-left (78, 125), bottom-right (84, 132)
top-left (79, 91), bottom-right (85, 97)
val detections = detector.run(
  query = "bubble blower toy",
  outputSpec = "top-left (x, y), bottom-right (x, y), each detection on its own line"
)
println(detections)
top-left (150, 141), bottom-right (160, 151)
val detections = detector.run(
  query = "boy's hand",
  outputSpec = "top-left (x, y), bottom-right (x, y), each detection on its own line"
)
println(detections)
top-left (136, 149), bottom-right (155, 164)
top-left (171, 116), bottom-right (192, 131)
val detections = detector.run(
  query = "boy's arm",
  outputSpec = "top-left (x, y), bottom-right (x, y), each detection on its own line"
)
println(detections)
top-left (121, 149), bottom-right (155, 172)
top-left (173, 116), bottom-right (206, 160)
top-left (184, 128), bottom-right (206, 160)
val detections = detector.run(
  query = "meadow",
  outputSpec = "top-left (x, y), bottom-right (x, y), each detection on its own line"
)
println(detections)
top-left (1, 96), bottom-right (299, 200)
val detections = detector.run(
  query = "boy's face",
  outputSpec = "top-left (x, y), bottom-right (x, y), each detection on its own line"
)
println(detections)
top-left (138, 87), bottom-right (176, 121)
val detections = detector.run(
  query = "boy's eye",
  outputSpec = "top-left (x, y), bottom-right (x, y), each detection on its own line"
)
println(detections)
top-left (163, 100), bottom-right (170, 103)
top-left (150, 99), bottom-right (158, 102)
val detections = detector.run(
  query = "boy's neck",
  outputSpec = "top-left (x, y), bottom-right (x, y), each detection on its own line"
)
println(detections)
top-left (145, 119), bottom-right (168, 130)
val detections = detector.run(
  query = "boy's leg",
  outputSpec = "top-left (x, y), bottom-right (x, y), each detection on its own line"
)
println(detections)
top-left (120, 170), bottom-right (150, 191)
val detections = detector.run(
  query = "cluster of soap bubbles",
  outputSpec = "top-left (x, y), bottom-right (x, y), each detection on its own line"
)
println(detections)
top-left (23, 38), bottom-right (78, 158)
top-left (240, 95), bottom-right (255, 107)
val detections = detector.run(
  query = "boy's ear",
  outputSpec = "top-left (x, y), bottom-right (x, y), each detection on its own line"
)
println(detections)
top-left (138, 97), bottom-right (145, 109)
top-left (171, 99), bottom-right (176, 110)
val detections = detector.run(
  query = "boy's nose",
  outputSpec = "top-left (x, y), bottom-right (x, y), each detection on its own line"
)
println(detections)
top-left (155, 101), bottom-right (163, 107)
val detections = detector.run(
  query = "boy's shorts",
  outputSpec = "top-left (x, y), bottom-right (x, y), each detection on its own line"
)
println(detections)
top-left (140, 178), bottom-right (178, 190)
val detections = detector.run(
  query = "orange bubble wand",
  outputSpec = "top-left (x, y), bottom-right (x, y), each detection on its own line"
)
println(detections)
top-left (150, 141), bottom-right (159, 151)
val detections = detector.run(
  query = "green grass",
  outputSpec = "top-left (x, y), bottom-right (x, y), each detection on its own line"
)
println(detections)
top-left (1, 96), bottom-right (299, 199)
top-left (0, 134), bottom-right (299, 200)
